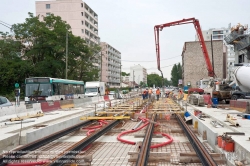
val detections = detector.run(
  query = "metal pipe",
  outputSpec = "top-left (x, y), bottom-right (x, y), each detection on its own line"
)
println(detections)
top-left (132, 120), bottom-right (143, 130)
top-left (226, 114), bottom-right (239, 127)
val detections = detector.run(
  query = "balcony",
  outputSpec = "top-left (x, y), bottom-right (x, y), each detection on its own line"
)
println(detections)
top-left (234, 36), bottom-right (250, 51)
top-left (224, 31), bottom-right (246, 44)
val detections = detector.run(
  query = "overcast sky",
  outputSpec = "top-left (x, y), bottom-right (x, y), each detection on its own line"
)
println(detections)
top-left (1, 0), bottom-right (250, 79)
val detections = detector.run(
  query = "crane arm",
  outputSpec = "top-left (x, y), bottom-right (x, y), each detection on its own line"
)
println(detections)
top-left (154, 18), bottom-right (215, 77)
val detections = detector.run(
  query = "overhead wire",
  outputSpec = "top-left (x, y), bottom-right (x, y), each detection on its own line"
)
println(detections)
top-left (121, 55), bottom-right (180, 62)
top-left (122, 62), bottom-right (181, 70)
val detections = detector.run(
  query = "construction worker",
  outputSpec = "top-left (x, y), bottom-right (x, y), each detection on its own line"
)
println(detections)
top-left (148, 88), bottom-right (153, 100)
top-left (156, 87), bottom-right (161, 101)
top-left (142, 89), bottom-right (147, 100)
top-left (145, 88), bottom-right (149, 99)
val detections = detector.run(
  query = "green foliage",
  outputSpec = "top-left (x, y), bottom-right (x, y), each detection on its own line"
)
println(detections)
top-left (171, 63), bottom-right (182, 86)
top-left (147, 74), bottom-right (163, 87)
top-left (121, 72), bottom-right (130, 76)
top-left (0, 59), bottom-right (32, 97)
top-left (0, 12), bottom-right (100, 98)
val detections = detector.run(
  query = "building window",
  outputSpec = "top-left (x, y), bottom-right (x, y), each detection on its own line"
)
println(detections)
top-left (82, 21), bottom-right (84, 25)
top-left (239, 54), bottom-right (244, 63)
top-left (46, 13), bottom-right (51, 16)
top-left (46, 4), bottom-right (50, 9)
top-left (81, 12), bottom-right (84, 16)
top-left (82, 29), bottom-right (84, 33)
top-left (81, 3), bottom-right (83, 7)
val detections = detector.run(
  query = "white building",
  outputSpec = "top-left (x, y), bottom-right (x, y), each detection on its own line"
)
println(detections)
top-left (121, 76), bottom-right (129, 83)
top-left (129, 65), bottom-right (147, 85)
top-left (195, 25), bottom-right (235, 81)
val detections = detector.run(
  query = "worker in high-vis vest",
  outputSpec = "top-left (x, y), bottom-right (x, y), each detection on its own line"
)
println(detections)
top-left (148, 88), bottom-right (153, 101)
top-left (156, 88), bottom-right (161, 101)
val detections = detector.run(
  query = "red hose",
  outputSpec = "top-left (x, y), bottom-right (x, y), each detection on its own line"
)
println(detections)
top-left (150, 132), bottom-right (173, 148)
top-left (99, 120), bottom-right (108, 124)
top-left (117, 122), bottom-right (149, 145)
top-left (87, 129), bottom-right (96, 136)
top-left (117, 117), bottom-right (173, 148)
top-left (6, 161), bottom-right (49, 166)
top-left (83, 122), bottom-right (103, 130)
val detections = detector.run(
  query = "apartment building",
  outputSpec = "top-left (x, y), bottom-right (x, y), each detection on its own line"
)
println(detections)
top-left (36, 0), bottom-right (100, 44)
top-left (100, 42), bottom-right (121, 87)
top-left (182, 40), bottom-right (226, 87)
top-left (195, 26), bottom-right (235, 81)
top-left (129, 65), bottom-right (147, 85)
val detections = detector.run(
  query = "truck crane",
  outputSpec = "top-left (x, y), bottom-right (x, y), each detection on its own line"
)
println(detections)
top-left (154, 18), bottom-right (215, 78)
top-left (154, 18), bottom-right (232, 104)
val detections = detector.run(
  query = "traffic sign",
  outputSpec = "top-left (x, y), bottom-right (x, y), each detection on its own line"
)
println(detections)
top-left (15, 83), bottom-right (19, 88)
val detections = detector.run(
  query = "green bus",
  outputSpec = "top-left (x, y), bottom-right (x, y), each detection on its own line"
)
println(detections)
top-left (25, 77), bottom-right (84, 103)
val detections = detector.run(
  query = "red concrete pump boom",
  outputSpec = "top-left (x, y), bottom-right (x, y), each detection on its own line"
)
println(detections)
top-left (154, 18), bottom-right (215, 77)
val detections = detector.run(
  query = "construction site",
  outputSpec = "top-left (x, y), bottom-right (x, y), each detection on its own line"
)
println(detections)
top-left (1, 15), bottom-right (250, 166)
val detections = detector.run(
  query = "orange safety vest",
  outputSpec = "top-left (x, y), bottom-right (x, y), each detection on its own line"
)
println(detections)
top-left (156, 89), bottom-right (160, 95)
top-left (148, 89), bottom-right (152, 94)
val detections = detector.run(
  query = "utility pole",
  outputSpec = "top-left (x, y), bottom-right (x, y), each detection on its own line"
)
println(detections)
top-left (66, 31), bottom-right (68, 79)
top-left (100, 51), bottom-right (102, 81)
top-left (133, 70), bottom-right (135, 90)
top-left (120, 65), bottom-right (122, 87)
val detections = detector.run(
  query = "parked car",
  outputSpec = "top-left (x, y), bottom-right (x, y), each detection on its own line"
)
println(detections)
top-left (0, 96), bottom-right (12, 107)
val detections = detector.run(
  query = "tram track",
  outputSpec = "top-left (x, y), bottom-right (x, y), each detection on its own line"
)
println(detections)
top-left (0, 120), bottom-right (94, 166)
top-left (0, 96), bottom-right (226, 166)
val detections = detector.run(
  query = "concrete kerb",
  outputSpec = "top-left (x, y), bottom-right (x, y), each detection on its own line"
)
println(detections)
top-left (60, 100), bottom-right (74, 109)
top-left (0, 103), bottom-right (43, 123)
top-left (23, 108), bottom-right (103, 144)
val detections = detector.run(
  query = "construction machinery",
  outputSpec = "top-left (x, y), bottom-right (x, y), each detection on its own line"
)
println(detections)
top-left (224, 23), bottom-right (250, 100)
top-left (154, 18), bottom-right (215, 77)
top-left (154, 18), bottom-right (234, 104)
top-left (229, 64), bottom-right (250, 100)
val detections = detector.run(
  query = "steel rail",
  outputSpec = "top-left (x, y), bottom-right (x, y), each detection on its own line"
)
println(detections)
top-left (0, 120), bottom-right (93, 166)
top-left (175, 114), bottom-right (217, 166)
top-left (47, 120), bottom-right (120, 166)
top-left (136, 113), bottom-right (156, 166)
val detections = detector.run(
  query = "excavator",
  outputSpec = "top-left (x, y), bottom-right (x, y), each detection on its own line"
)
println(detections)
top-left (154, 18), bottom-right (232, 105)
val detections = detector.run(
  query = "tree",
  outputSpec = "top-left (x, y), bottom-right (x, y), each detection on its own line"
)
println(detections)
top-left (0, 32), bottom-right (24, 60)
top-left (140, 81), bottom-right (146, 88)
top-left (121, 72), bottom-right (130, 76)
top-left (147, 74), bottom-right (163, 87)
top-left (0, 59), bottom-right (33, 96)
top-left (0, 12), bottom-right (100, 97)
top-left (171, 63), bottom-right (182, 86)
top-left (11, 13), bottom-right (97, 80)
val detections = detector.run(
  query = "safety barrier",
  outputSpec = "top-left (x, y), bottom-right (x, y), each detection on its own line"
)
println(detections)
top-left (104, 95), bottom-right (110, 101)
top-left (203, 94), bottom-right (212, 105)
top-left (60, 100), bottom-right (74, 109)
top-left (0, 103), bottom-right (43, 122)
top-left (41, 101), bottom-right (61, 112)
top-left (230, 100), bottom-right (250, 113)
top-left (73, 98), bottom-right (92, 107)
top-left (1, 93), bottom-right (135, 120)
